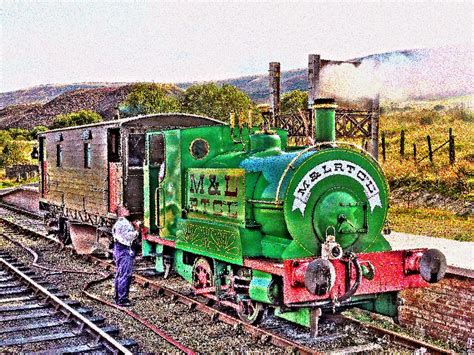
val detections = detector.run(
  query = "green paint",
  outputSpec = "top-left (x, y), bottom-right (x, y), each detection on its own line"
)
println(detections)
top-left (141, 119), bottom-right (398, 329)
top-left (314, 100), bottom-right (337, 142)
top-left (176, 219), bottom-right (243, 265)
top-left (249, 270), bottom-right (278, 304)
top-left (186, 168), bottom-right (246, 227)
top-left (155, 244), bottom-right (164, 273)
top-left (249, 133), bottom-right (282, 153)
top-left (274, 307), bottom-right (311, 327)
top-left (145, 130), bottom-right (182, 236)
top-left (282, 149), bottom-right (390, 259)
top-left (173, 249), bottom-right (193, 283)
top-left (142, 239), bottom-right (155, 257)
top-left (261, 235), bottom-right (291, 258)
top-left (213, 259), bottom-right (229, 295)
top-left (359, 292), bottom-right (398, 317)
top-left (239, 228), bottom-right (262, 257)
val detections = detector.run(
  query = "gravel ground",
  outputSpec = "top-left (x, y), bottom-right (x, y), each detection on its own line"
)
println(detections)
top-left (0, 225), bottom-right (283, 353)
top-left (0, 207), bottom-right (433, 353)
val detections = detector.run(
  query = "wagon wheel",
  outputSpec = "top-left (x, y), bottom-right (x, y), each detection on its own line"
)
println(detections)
top-left (237, 298), bottom-right (265, 324)
top-left (192, 258), bottom-right (214, 290)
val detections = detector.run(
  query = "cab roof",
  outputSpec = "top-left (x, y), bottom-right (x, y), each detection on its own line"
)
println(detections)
top-left (40, 112), bottom-right (227, 135)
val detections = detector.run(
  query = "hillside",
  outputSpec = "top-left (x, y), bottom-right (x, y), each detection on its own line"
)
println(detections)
top-left (1, 46), bottom-right (471, 129)
top-left (0, 82), bottom-right (131, 110)
top-left (0, 86), bottom-right (134, 129)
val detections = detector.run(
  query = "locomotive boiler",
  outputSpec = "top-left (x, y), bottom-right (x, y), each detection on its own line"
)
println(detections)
top-left (38, 99), bottom-right (447, 333)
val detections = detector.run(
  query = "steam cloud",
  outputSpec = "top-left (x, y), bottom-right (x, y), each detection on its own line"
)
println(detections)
top-left (319, 45), bottom-right (473, 103)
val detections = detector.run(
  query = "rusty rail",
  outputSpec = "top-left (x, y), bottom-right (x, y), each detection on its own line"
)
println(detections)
top-left (341, 315), bottom-right (453, 354)
top-left (81, 254), bottom-right (319, 354)
top-left (83, 273), bottom-right (196, 355)
top-left (0, 214), bottom-right (457, 354)
top-left (0, 253), bottom-right (132, 354)
top-left (0, 231), bottom-right (98, 275)
top-left (0, 216), bottom-right (320, 354)
top-left (0, 221), bottom-right (192, 354)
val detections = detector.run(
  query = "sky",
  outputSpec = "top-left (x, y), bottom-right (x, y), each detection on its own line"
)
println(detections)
top-left (1, 1), bottom-right (473, 93)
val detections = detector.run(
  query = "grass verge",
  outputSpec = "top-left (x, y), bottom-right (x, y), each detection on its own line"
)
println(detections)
top-left (388, 206), bottom-right (473, 242)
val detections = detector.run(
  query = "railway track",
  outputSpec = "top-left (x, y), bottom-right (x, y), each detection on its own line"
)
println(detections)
top-left (0, 205), bottom-right (453, 354)
top-left (0, 251), bottom-right (135, 353)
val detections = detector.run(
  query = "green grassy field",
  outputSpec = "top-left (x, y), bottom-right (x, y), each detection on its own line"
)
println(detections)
top-left (380, 97), bottom-right (473, 199)
top-left (379, 95), bottom-right (473, 241)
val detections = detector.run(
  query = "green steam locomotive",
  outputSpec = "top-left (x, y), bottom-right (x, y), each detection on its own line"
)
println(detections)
top-left (39, 99), bottom-right (446, 333)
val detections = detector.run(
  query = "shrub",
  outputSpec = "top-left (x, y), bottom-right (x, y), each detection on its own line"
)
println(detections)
top-left (120, 83), bottom-right (181, 117)
top-left (281, 90), bottom-right (308, 114)
top-left (180, 83), bottom-right (254, 122)
top-left (0, 140), bottom-right (28, 167)
top-left (0, 130), bottom-right (12, 146)
top-left (28, 126), bottom-right (48, 140)
top-left (447, 105), bottom-right (473, 123)
top-left (52, 110), bottom-right (102, 129)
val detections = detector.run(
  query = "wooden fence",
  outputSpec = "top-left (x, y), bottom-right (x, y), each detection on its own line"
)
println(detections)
top-left (381, 128), bottom-right (455, 165)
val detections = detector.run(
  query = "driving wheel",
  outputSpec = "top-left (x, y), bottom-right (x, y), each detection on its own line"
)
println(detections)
top-left (192, 257), bottom-right (214, 290)
top-left (237, 298), bottom-right (265, 324)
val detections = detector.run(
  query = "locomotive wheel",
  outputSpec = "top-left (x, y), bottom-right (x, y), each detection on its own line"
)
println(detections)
top-left (192, 258), bottom-right (214, 290)
top-left (237, 298), bottom-right (264, 324)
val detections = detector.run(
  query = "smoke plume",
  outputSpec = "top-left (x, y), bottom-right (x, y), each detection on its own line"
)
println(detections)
top-left (319, 45), bottom-right (473, 103)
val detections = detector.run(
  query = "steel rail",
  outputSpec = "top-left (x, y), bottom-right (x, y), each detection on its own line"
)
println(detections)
top-left (0, 221), bottom-right (191, 354)
top-left (0, 215), bottom-right (456, 354)
top-left (0, 201), bottom-right (42, 220)
top-left (0, 256), bottom-right (132, 355)
top-left (83, 273), bottom-right (196, 355)
top-left (341, 315), bottom-right (453, 354)
top-left (0, 231), bottom-right (99, 275)
top-left (79, 253), bottom-right (320, 354)
top-left (0, 217), bottom-right (320, 354)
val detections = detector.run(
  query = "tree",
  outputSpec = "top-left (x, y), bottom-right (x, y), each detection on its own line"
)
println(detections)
top-left (0, 140), bottom-right (28, 167)
top-left (281, 90), bottom-right (308, 114)
top-left (28, 126), bottom-right (48, 140)
top-left (0, 130), bottom-right (12, 146)
top-left (180, 83), bottom-right (254, 122)
top-left (120, 83), bottom-right (181, 117)
top-left (6, 128), bottom-right (29, 141)
top-left (52, 110), bottom-right (102, 129)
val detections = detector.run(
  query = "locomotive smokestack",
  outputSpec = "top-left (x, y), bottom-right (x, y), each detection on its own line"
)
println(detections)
top-left (313, 98), bottom-right (337, 143)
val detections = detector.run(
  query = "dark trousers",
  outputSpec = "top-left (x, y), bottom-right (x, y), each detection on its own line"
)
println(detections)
top-left (113, 242), bottom-right (135, 304)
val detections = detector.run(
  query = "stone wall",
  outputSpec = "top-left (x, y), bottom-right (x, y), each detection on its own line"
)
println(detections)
top-left (5, 164), bottom-right (39, 180)
top-left (398, 272), bottom-right (473, 351)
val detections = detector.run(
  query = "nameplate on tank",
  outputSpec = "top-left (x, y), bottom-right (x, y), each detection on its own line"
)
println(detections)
top-left (186, 168), bottom-right (246, 225)
top-left (292, 160), bottom-right (381, 215)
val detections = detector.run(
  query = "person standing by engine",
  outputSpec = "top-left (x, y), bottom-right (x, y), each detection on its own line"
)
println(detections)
top-left (112, 206), bottom-right (140, 307)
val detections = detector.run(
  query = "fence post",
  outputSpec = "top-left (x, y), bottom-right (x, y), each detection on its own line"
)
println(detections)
top-left (400, 130), bottom-right (405, 158)
top-left (381, 132), bottom-right (386, 162)
top-left (413, 143), bottom-right (417, 162)
top-left (427, 135), bottom-right (433, 163)
top-left (269, 62), bottom-right (281, 127)
top-left (449, 128), bottom-right (455, 165)
top-left (370, 94), bottom-right (380, 161)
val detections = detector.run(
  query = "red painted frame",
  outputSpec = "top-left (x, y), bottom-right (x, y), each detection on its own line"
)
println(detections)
top-left (142, 229), bottom-right (176, 248)
top-left (144, 226), bottom-right (429, 306)
top-left (247, 249), bottom-right (429, 305)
